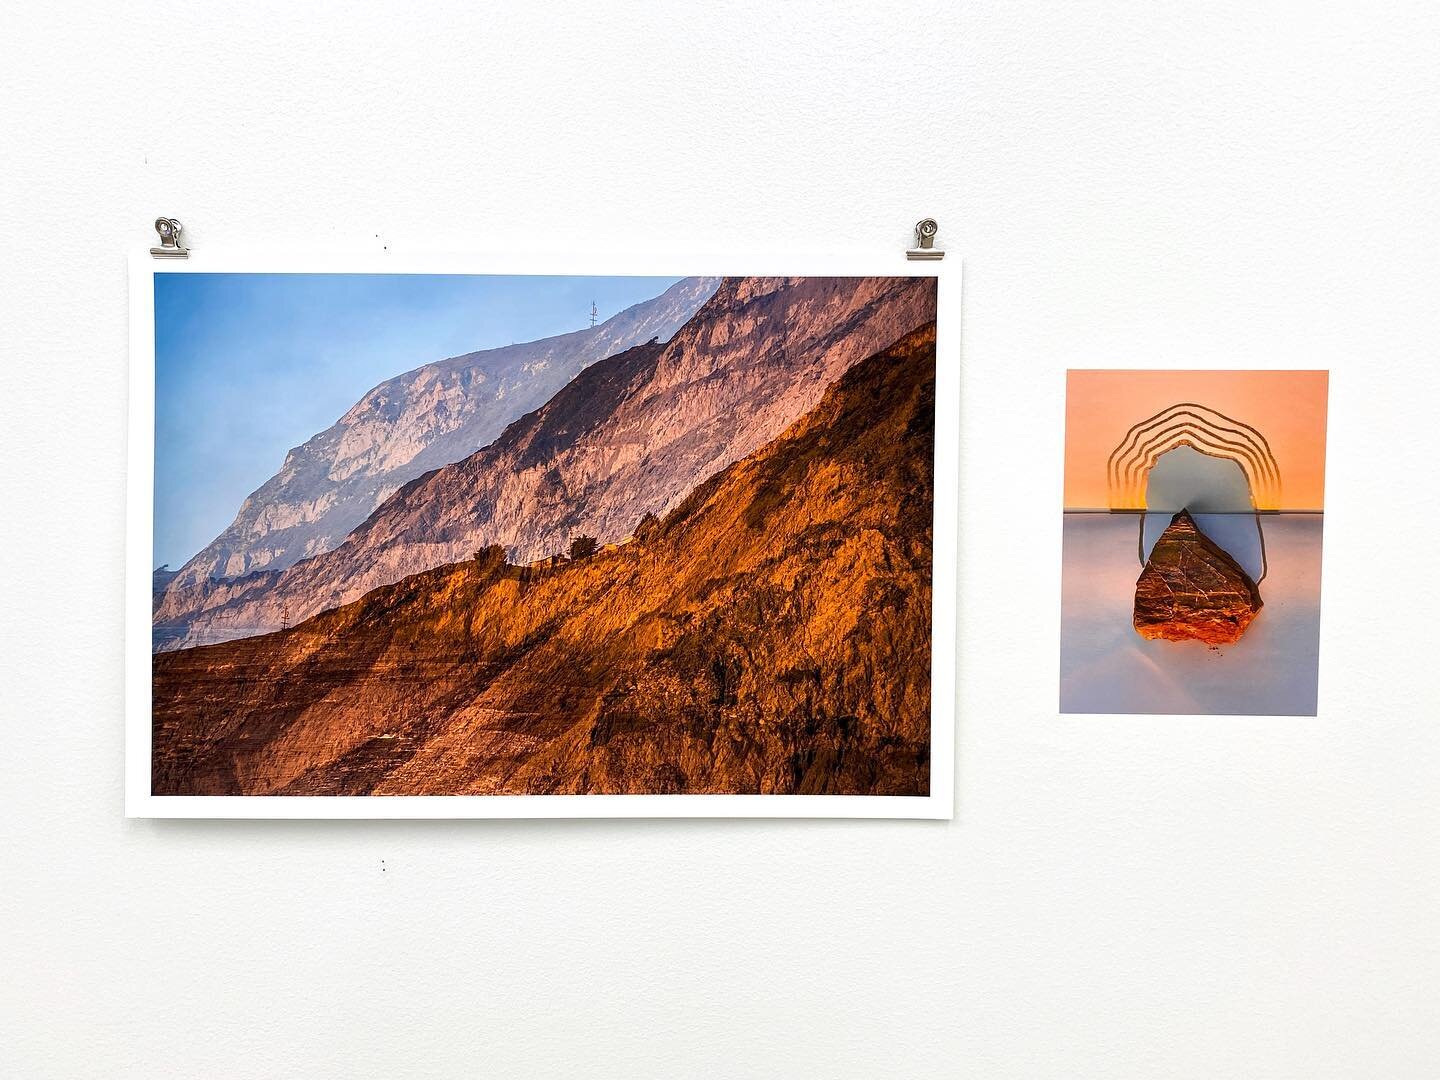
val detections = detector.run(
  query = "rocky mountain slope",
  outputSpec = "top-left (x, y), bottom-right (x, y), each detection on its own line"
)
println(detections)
top-left (152, 324), bottom-right (937, 797)
top-left (165, 276), bottom-right (720, 589)
top-left (154, 275), bottom-right (937, 650)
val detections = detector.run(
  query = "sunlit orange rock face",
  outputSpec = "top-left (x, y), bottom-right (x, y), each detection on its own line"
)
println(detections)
top-left (152, 325), bottom-right (937, 798)
top-left (1133, 510), bottom-right (1263, 645)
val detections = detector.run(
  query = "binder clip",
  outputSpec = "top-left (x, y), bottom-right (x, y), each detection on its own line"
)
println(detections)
top-left (150, 218), bottom-right (188, 259)
top-left (906, 218), bottom-right (943, 260)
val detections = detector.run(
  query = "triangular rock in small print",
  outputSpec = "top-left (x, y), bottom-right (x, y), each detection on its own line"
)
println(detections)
top-left (1133, 510), bottom-right (1263, 645)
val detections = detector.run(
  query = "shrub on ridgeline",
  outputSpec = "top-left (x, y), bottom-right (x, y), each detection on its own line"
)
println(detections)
top-left (569, 535), bottom-right (598, 561)
top-left (634, 511), bottom-right (660, 541)
top-left (471, 544), bottom-right (507, 574)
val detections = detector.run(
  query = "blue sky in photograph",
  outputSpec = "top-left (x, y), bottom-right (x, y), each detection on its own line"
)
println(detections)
top-left (154, 273), bottom-right (681, 570)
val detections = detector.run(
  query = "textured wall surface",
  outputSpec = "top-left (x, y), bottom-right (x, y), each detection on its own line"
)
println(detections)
top-left (2, 2), bottom-right (1438, 1076)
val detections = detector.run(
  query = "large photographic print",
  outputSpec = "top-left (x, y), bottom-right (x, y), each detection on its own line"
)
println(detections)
top-left (134, 264), bottom-right (954, 814)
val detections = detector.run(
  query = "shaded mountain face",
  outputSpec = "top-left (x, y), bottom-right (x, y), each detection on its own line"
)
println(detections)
top-left (165, 276), bottom-right (721, 590)
top-left (151, 566), bottom-right (178, 616)
top-left (152, 324), bottom-right (937, 797)
top-left (1133, 510), bottom-right (1263, 645)
top-left (154, 275), bottom-right (938, 651)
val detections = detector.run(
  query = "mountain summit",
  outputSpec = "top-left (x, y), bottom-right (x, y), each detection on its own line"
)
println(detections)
top-left (166, 277), bottom-right (720, 589)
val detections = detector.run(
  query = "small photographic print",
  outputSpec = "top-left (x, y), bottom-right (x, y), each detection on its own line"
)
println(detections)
top-left (1060, 369), bottom-right (1328, 716)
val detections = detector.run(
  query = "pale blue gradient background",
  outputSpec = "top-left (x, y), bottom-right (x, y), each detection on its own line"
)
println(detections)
top-left (154, 273), bottom-right (680, 570)
top-left (1060, 513), bottom-right (1323, 715)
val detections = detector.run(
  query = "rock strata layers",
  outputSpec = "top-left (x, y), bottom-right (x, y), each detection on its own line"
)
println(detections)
top-left (1133, 510), bottom-right (1262, 645)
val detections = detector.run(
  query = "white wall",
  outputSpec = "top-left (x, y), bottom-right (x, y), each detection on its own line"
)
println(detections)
top-left (3, 2), bottom-right (1438, 1076)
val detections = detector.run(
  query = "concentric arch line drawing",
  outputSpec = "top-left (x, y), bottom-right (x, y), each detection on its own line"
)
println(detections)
top-left (1105, 401), bottom-right (1282, 510)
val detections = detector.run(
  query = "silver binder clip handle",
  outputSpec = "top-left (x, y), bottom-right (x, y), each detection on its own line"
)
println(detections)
top-left (150, 217), bottom-right (188, 258)
top-left (906, 218), bottom-right (943, 260)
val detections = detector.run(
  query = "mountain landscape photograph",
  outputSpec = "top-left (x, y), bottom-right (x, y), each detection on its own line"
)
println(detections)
top-left (148, 271), bottom-right (942, 800)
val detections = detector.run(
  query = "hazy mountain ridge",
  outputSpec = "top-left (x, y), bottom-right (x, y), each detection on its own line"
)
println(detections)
top-left (152, 324), bottom-right (937, 796)
top-left (165, 277), bottom-right (721, 588)
top-left (153, 275), bottom-right (937, 651)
